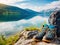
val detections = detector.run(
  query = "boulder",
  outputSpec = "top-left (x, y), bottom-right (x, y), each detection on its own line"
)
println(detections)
top-left (48, 10), bottom-right (60, 37)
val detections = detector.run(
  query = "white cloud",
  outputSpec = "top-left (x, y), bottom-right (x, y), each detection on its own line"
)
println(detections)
top-left (0, 22), bottom-right (15, 32)
top-left (28, 1), bottom-right (60, 11)
top-left (29, 16), bottom-right (48, 23)
top-left (39, 1), bottom-right (60, 11)
top-left (28, 16), bottom-right (48, 26)
top-left (14, 1), bottom-right (60, 12)
top-left (0, 0), bottom-right (24, 5)
top-left (0, 0), bottom-right (60, 12)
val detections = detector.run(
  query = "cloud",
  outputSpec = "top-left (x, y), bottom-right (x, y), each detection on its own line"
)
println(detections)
top-left (0, 0), bottom-right (24, 5)
top-left (38, 1), bottom-right (60, 11)
top-left (0, 0), bottom-right (60, 12)
top-left (13, 1), bottom-right (60, 12)
top-left (0, 22), bottom-right (15, 32)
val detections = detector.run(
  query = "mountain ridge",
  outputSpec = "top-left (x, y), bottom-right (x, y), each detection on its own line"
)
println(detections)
top-left (0, 3), bottom-right (39, 21)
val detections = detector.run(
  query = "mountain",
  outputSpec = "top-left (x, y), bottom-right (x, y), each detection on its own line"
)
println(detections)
top-left (24, 9), bottom-right (40, 19)
top-left (0, 4), bottom-right (39, 21)
top-left (39, 8), bottom-right (58, 17)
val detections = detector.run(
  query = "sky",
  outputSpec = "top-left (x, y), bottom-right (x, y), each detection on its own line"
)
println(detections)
top-left (0, 0), bottom-right (60, 11)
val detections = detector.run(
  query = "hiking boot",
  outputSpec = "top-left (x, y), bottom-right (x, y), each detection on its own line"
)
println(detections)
top-left (42, 25), bottom-right (56, 43)
top-left (33, 31), bottom-right (46, 41)
top-left (27, 30), bottom-right (38, 39)
top-left (33, 24), bottom-right (49, 41)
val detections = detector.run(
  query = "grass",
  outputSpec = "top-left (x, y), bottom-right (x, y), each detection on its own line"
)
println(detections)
top-left (0, 32), bottom-right (20, 45)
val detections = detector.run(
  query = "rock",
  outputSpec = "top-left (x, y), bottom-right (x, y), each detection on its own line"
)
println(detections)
top-left (23, 31), bottom-right (31, 39)
top-left (48, 10), bottom-right (60, 37)
top-left (15, 30), bottom-right (60, 45)
top-left (36, 42), bottom-right (59, 45)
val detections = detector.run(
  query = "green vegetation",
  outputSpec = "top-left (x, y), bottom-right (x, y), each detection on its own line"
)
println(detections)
top-left (24, 26), bottom-right (39, 31)
top-left (24, 26), bottom-right (44, 32)
top-left (0, 35), bottom-right (6, 45)
top-left (0, 33), bottom-right (20, 45)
